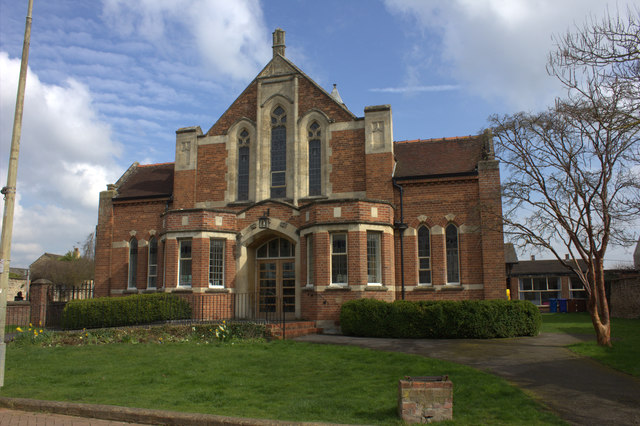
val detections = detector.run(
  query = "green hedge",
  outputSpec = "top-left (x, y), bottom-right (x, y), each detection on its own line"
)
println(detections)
top-left (340, 299), bottom-right (541, 338)
top-left (61, 293), bottom-right (192, 330)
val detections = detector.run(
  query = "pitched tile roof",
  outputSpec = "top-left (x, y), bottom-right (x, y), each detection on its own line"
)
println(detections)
top-left (115, 163), bottom-right (174, 200)
top-left (393, 135), bottom-right (484, 179)
top-left (510, 259), bottom-right (588, 276)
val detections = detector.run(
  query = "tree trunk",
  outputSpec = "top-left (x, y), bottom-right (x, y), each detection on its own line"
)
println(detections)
top-left (587, 257), bottom-right (612, 347)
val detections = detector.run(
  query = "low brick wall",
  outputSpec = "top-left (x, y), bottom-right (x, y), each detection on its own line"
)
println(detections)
top-left (610, 275), bottom-right (640, 319)
top-left (6, 301), bottom-right (30, 326)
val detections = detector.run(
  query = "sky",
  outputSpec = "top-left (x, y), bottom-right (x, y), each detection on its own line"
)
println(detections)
top-left (0, 0), bottom-right (638, 268)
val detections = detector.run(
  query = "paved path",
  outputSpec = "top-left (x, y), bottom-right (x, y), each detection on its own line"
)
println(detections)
top-left (0, 408), bottom-right (144, 425)
top-left (295, 333), bottom-right (640, 426)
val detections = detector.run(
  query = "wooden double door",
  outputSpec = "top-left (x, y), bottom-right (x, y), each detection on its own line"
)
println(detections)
top-left (258, 259), bottom-right (295, 317)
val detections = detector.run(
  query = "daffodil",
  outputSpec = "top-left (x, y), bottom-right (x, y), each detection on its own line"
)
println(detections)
top-left (16, 327), bottom-right (23, 333)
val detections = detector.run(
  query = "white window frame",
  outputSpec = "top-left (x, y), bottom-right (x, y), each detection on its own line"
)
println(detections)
top-left (178, 239), bottom-right (192, 288)
top-left (518, 276), bottom-right (561, 305)
top-left (209, 239), bottom-right (225, 288)
top-left (569, 277), bottom-right (587, 299)
top-left (331, 233), bottom-right (348, 286)
top-left (367, 231), bottom-right (382, 285)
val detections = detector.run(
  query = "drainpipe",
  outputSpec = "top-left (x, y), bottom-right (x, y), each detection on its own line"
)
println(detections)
top-left (392, 178), bottom-right (407, 300)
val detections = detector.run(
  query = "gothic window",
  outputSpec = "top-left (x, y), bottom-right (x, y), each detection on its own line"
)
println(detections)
top-left (147, 237), bottom-right (157, 289)
top-left (418, 226), bottom-right (431, 285)
top-left (237, 129), bottom-right (250, 201)
top-left (445, 224), bottom-right (460, 284)
top-left (271, 106), bottom-right (287, 198)
top-left (128, 238), bottom-right (138, 289)
top-left (308, 121), bottom-right (322, 196)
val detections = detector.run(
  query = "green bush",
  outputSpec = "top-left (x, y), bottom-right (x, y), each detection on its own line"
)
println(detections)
top-left (61, 293), bottom-right (192, 330)
top-left (340, 299), bottom-right (541, 339)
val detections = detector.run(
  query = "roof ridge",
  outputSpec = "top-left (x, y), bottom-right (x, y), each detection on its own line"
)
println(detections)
top-left (395, 135), bottom-right (477, 144)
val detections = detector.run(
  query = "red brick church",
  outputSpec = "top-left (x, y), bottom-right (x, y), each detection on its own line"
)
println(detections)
top-left (94, 29), bottom-right (506, 331)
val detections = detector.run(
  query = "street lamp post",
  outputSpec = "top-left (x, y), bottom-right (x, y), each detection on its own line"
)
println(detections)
top-left (0, 0), bottom-right (34, 387)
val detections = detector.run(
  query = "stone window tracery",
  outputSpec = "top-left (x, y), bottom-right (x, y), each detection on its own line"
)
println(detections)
top-left (237, 128), bottom-right (250, 201)
top-left (308, 121), bottom-right (322, 196)
top-left (271, 107), bottom-right (287, 198)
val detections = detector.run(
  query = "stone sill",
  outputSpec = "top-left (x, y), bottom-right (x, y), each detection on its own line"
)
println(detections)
top-left (440, 285), bottom-right (464, 291)
top-left (123, 289), bottom-right (139, 294)
top-left (413, 286), bottom-right (436, 292)
top-left (141, 289), bottom-right (159, 294)
top-left (205, 288), bottom-right (230, 293)
top-left (325, 285), bottom-right (351, 291)
top-left (171, 288), bottom-right (193, 294)
top-left (364, 285), bottom-right (388, 291)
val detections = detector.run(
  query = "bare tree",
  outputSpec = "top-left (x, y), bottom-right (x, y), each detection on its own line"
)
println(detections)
top-left (82, 231), bottom-right (95, 260)
top-left (30, 252), bottom-right (94, 287)
top-left (491, 10), bottom-right (640, 346)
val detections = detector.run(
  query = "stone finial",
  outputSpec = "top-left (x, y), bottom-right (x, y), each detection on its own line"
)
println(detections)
top-left (330, 84), bottom-right (344, 104)
top-left (273, 28), bottom-right (286, 57)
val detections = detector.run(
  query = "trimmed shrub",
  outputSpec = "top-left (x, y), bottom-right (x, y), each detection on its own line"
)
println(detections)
top-left (340, 299), bottom-right (541, 339)
top-left (61, 293), bottom-right (192, 330)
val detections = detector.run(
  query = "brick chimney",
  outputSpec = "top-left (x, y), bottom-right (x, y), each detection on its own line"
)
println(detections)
top-left (272, 28), bottom-right (285, 57)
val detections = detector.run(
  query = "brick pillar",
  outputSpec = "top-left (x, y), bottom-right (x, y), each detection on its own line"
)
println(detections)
top-left (398, 376), bottom-right (453, 423)
top-left (29, 279), bottom-right (52, 327)
top-left (478, 158), bottom-right (506, 299)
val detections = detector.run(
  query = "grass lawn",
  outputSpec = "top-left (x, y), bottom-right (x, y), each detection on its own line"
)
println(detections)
top-left (1, 340), bottom-right (564, 425)
top-left (542, 313), bottom-right (640, 376)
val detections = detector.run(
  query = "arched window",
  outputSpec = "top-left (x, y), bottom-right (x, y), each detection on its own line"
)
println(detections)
top-left (445, 224), bottom-right (460, 284)
top-left (418, 226), bottom-right (431, 285)
top-left (271, 106), bottom-right (287, 198)
top-left (308, 121), bottom-right (321, 196)
top-left (147, 237), bottom-right (157, 289)
top-left (237, 129), bottom-right (250, 201)
top-left (128, 238), bottom-right (138, 289)
top-left (256, 237), bottom-right (293, 258)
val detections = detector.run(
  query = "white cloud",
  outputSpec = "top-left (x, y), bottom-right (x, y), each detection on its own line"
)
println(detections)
top-left (0, 52), bottom-right (123, 267)
top-left (384, 0), bottom-right (634, 110)
top-left (101, 0), bottom-right (271, 80)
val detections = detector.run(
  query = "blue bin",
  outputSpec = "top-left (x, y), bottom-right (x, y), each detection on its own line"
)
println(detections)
top-left (548, 299), bottom-right (558, 313)
top-left (558, 299), bottom-right (568, 313)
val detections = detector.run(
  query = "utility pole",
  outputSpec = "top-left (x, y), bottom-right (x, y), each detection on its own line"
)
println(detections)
top-left (0, 0), bottom-right (34, 387)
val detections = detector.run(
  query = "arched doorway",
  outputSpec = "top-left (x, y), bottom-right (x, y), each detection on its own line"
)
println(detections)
top-left (256, 237), bottom-right (296, 318)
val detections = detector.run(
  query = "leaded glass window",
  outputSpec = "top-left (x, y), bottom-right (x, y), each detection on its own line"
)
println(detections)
top-left (237, 129), bottom-right (250, 201)
top-left (128, 238), bottom-right (138, 289)
top-left (331, 233), bottom-right (348, 285)
top-left (147, 237), bottom-right (157, 288)
top-left (418, 226), bottom-right (431, 285)
top-left (179, 239), bottom-right (192, 287)
top-left (308, 121), bottom-right (321, 196)
top-left (271, 107), bottom-right (287, 198)
top-left (445, 224), bottom-right (460, 284)
top-left (209, 239), bottom-right (225, 287)
top-left (367, 232), bottom-right (381, 284)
